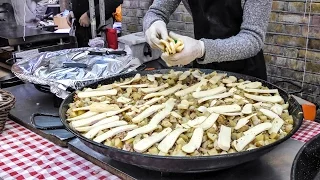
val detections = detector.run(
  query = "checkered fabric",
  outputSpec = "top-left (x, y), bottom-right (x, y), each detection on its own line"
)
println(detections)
top-left (292, 120), bottom-right (320, 142)
top-left (0, 119), bottom-right (319, 179)
top-left (0, 120), bottom-right (120, 180)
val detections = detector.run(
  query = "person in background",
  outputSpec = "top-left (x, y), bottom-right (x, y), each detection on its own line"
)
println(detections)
top-left (143, 0), bottom-right (272, 80)
top-left (67, 0), bottom-right (123, 47)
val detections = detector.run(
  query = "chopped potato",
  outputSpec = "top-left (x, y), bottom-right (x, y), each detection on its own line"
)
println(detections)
top-left (67, 69), bottom-right (293, 157)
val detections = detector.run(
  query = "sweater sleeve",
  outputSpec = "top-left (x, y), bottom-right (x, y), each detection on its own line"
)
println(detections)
top-left (87, 0), bottom-right (123, 20)
top-left (143, 0), bottom-right (182, 33)
top-left (197, 0), bottom-right (272, 64)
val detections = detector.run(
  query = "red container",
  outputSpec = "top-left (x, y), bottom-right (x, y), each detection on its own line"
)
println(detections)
top-left (106, 28), bottom-right (118, 50)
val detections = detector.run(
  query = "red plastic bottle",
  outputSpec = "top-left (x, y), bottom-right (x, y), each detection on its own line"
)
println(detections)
top-left (106, 28), bottom-right (118, 50)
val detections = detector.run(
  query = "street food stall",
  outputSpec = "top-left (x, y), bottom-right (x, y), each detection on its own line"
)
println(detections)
top-left (0, 0), bottom-right (320, 180)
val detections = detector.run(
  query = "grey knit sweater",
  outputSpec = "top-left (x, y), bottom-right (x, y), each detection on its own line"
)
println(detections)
top-left (143, 0), bottom-right (272, 64)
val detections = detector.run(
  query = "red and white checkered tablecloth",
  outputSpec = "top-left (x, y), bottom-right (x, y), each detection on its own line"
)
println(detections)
top-left (1, 119), bottom-right (320, 180)
top-left (0, 120), bottom-right (120, 180)
top-left (291, 120), bottom-right (320, 142)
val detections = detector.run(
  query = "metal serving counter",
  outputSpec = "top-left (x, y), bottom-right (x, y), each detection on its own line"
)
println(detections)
top-left (0, 23), bottom-right (69, 47)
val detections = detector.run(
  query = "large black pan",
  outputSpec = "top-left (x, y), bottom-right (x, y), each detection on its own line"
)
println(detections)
top-left (291, 133), bottom-right (320, 180)
top-left (59, 68), bottom-right (303, 173)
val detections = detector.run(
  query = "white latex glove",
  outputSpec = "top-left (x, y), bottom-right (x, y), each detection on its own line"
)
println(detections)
top-left (145, 20), bottom-right (169, 49)
top-left (161, 32), bottom-right (205, 67)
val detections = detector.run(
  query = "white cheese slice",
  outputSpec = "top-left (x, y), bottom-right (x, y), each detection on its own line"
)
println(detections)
top-left (271, 104), bottom-right (284, 115)
top-left (260, 108), bottom-right (280, 119)
top-left (147, 74), bottom-right (155, 82)
top-left (149, 98), bottom-right (176, 125)
top-left (93, 125), bottom-right (138, 143)
top-left (238, 82), bottom-right (262, 89)
top-left (268, 118), bottom-right (285, 134)
top-left (77, 89), bottom-right (117, 98)
top-left (209, 73), bottom-right (227, 85)
top-left (282, 103), bottom-right (289, 110)
top-left (72, 101), bottom-right (110, 112)
top-left (234, 113), bottom-right (257, 130)
top-left (74, 126), bottom-right (92, 132)
top-left (182, 127), bottom-right (203, 153)
top-left (120, 84), bottom-right (149, 88)
top-left (181, 124), bottom-right (191, 129)
top-left (177, 100), bottom-right (190, 110)
top-left (95, 84), bottom-right (114, 91)
top-left (88, 103), bottom-right (120, 113)
top-left (105, 106), bottom-right (132, 117)
top-left (115, 74), bottom-right (141, 86)
top-left (133, 128), bottom-right (172, 153)
top-left (222, 76), bottom-right (237, 84)
top-left (192, 70), bottom-right (202, 80)
top-left (122, 123), bottom-right (158, 141)
top-left (137, 96), bottom-right (165, 109)
top-left (242, 104), bottom-right (253, 114)
top-left (153, 74), bottom-right (162, 78)
top-left (235, 133), bottom-right (256, 152)
top-left (179, 71), bottom-right (191, 81)
top-left (198, 92), bottom-right (233, 103)
top-left (226, 81), bottom-right (251, 87)
top-left (84, 121), bottom-right (128, 139)
top-left (197, 113), bottom-right (219, 130)
top-left (207, 104), bottom-right (241, 114)
top-left (140, 83), bottom-right (169, 94)
top-left (233, 95), bottom-right (244, 100)
top-left (243, 122), bottom-right (272, 136)
top-left (192, 86), bottom-right (227, 98)
top-left (218, 125), bottom-right (232, 151)
top-left (71, 113), bottom-right (107, 128)
top-left (158, 128), bottom-right (187, 153)
top-left (253, 102), bottom-right (273, 109)
top-left (187, 116), bottom-right (208, 127)
top-left (126, 111), bottom-right (136, 116)
top-left (244, 93), bottom-right (283, 103)
top-left (171, 112), bottom-right (182, 119)
top-left (228, 87), bottom-right (238, 93)
top-left (210, 100), bottom-right (217, 107)
top-left (117, 97), bottom-right (132, 104)
top-left (132, 104), bottom-right (165, 123)
top-left (91, 116), bottom-right (120, 127)
top-left (175, 79), bottom-right (207, 97)
top-left (220, 112), bottom-right (243, 116)
top-left (197, 106), bottom-right (207, 113)
top-left (67, 111), bottom-right (99, 121)
top-left (244, 89), bottom-right (279, 94)
top-left (143, 84), bottom-right (184, 99)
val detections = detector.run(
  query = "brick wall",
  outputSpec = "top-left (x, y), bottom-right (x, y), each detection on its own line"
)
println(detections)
top-left (122, 0), bottom-right (320, 118)
top-left (122, 1), bottom-right (193, 37)
top-left (265, 0), bottom-right (320, 118)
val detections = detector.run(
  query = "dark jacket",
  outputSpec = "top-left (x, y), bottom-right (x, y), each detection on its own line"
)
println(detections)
top-left (71, 0), bottom-right (123, 25)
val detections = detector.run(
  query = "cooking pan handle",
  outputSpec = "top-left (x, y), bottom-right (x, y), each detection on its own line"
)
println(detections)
top-left (30, 113), bottom-right (65, 130)
top-left (273, 80), bottom-right (304, 95)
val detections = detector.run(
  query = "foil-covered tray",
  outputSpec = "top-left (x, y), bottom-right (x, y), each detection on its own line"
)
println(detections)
top-left (12, 47), bottom-right (141, 99)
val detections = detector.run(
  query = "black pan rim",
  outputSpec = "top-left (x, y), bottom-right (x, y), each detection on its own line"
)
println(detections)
top-left (59, 68), bottom-right (303, 161)
top-left (290, 131), bottom-right (320, 180)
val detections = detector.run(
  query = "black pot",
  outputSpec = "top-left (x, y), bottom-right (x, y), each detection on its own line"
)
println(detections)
top-left (291, 133), bottom-right (320, 180)
top-left (59, 68), bottom-right (304, 173)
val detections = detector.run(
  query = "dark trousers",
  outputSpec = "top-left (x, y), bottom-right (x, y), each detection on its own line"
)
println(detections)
top-left (75, 25), bottom-right (92, 47)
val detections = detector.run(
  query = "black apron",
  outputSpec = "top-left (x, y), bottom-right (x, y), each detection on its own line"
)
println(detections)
top-left (188, 0), bottom-right (267, 80)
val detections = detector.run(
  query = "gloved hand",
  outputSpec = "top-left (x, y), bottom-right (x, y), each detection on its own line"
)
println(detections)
top-left (161, 32), bottom-right (205, 67)
top-left (145, 20), bottom-right (169, 50)
top-left (79, 12), bottom-right (90, 27)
